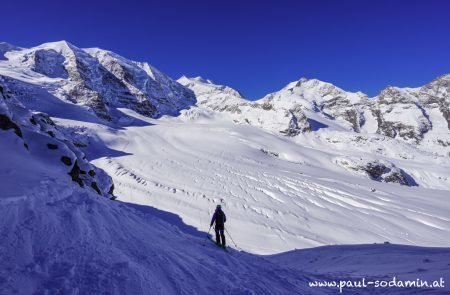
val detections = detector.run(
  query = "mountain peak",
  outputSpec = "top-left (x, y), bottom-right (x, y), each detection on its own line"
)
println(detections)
top-left (178, 76), bottom-right (245, 100)
top-left (177, 76), bottom-right (217, 86)
top-left (192, 76), bottom-right (213, 84)
top-left (34, 40), bottom-right (79, 55)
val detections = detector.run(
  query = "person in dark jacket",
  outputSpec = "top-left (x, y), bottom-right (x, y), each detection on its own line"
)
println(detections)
top-left (210, 204), bottom-right (226, 247)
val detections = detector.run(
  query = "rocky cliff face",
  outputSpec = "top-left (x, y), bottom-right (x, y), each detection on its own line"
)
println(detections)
top-left (418, 74), bottom-right (450, 130)
top-left (370, 87), bottom-right (433, 144)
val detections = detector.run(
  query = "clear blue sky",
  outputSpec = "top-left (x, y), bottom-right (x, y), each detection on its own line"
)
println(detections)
top-left (2, 0), bottom-right (450, 98)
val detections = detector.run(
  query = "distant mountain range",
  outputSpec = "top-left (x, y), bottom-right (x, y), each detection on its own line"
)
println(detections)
top-left (1, 41), bottom-right (448, 154)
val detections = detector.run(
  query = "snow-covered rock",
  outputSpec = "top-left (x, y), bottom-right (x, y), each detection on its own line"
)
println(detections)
top-left (335, 156), bottom-right (417, 186)
top-left (178, 76), bottom-right (312, 135)
top-left (0, 78), bottom-right (114, 197)
top-left (180, 74), bottom-right (450, 157)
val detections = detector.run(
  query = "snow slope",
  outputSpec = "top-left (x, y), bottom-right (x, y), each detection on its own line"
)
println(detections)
top-left (1, 103), bottom-right (449, 294)
top-left (69, 109), bottom-right (448, 255)
top-left (2, 120), bottom-right (449, 294)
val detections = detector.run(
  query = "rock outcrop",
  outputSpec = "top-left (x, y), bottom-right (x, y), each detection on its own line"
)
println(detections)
top-left (0, 78), bottom-right (114, 197)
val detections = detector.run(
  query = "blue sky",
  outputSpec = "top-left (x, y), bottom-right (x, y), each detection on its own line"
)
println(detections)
top-left (2, 0), bottom-right (450, 98)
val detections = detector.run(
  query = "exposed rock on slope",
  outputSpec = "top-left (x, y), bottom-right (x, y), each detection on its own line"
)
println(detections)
top-left (177, 76), bottom-right (313, 135)
top-left (0, 78), bottom-right (114, 196)
top-left (336, 156), bottom-right (417, 186)
top-left (371, 87), bottom-right (432, 143)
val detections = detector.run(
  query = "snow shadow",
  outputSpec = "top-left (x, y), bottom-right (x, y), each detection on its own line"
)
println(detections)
top-left (307, 118), bottom-right (328, 131)
top-left (122, 201), bottom-right (207, 239)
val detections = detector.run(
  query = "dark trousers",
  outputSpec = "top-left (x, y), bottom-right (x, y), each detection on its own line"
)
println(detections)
top-left (215, 227), bottom-right (226, 246)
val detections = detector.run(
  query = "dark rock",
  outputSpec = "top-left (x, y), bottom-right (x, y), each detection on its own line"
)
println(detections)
top-left (74, 142), bottom-right (87, 148)
top-left (261, 102), bottom-right (273, 111)
top-left (0, 114), bottom-right (23, 138)
top-left (47, 143), bottom-right (58, 150)
top-left (337, 157), bottom-right (418, 186)
top-left (135, 100), bottom-right (157, 117)
top-left (437, 139), bottom-right (450, 147)
top-left (260, 148), bottom-right (279, 157)
top-left (68, 160), bottom-right (84, 187)
top-left (88, 170), bottom-right (95, 177)
top-left (282, 108), bottom-right (311, 136)
top-left (47, 131), bottom-right (55, 137)
top-left (363, 161), bottom-right (417, 186)
top-left (343, 109), bottom-right (360, 132)
top-left (60, 156), bottom-right (72, 166)
top-left (29, 116), bottom-right (37, 125)
top-left (108, 184), bottom-right (115, 195)
top-left (37, 113), bottom-right (56, 126)
top-left (91, 182), bottom-right (101, 195)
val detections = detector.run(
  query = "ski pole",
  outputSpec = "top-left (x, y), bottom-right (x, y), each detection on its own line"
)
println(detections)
top-left (225, 228), bottom-right (238, 248)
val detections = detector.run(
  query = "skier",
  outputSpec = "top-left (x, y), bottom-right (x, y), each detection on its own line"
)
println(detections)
top-left (210, 204), bottom-right (226, 247)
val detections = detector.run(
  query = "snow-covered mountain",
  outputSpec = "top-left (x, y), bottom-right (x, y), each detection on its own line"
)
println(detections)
top-left (179, 75), bottom-right (450, 155)
top-left (177, 75), bottom-right (450, 188)
top-left (0, 41), bottom-right (195, 121)
top-left (1, 41), bottom-right (450, 293)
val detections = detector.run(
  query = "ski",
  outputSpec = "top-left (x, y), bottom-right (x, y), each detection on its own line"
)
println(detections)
top-left (207, 237), bottom-right (229, 252)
